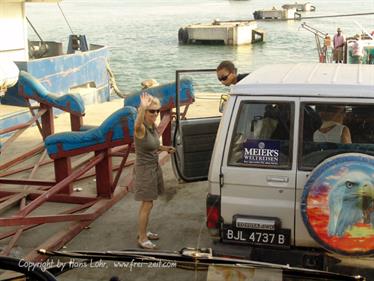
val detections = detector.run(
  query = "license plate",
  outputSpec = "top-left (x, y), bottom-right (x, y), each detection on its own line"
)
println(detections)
top-left (222, 225), bottom-right (291, 248)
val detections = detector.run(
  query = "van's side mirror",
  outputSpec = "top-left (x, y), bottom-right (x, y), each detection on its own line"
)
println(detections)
top-left (219, 94), bottom-right (229, 113)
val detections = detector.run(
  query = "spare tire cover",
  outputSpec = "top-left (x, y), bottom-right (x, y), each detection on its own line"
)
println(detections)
top-left (301, 153), bottom-right (374, 256)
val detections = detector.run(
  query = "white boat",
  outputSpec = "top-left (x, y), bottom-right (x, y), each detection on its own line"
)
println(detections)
top-left (0, 0), bottom-right (111, 134)
top-left (301, 23), bottom-right (374, 64)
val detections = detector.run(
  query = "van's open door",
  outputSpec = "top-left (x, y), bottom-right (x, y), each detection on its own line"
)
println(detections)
top-left (171, 69), bottom-right (223, 182)
top-left (172, 117), bottom-right (220, 181)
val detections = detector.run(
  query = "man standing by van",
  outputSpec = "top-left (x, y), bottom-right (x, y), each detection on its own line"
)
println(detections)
top-left (333, 27), bottom-right (345, 63)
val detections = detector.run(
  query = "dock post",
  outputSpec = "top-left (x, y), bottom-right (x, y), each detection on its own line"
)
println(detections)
top-left (252, 29), bottom-right (265, 44)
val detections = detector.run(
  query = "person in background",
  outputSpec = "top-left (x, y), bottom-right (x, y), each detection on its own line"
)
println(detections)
top-left (352, 34), bottom-right (365, 64)
top-left (333, 27), bottom-right (346, 63)
top-left (322, 34), bottom-right (332, 63)
top-left (134, 93), bottom-right (175, 249)
top-left (141, 79), bottom-right (159, 90)
top-left (324, 34), bottom-right (331, 48)
top-left (216, 60), bottom-right (249, 86)
top-left (313, 105), bottom-right (351, 144)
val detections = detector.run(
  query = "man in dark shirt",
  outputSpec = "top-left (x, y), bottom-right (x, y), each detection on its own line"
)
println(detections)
top-left (216, 60), bottom-right (249, 86)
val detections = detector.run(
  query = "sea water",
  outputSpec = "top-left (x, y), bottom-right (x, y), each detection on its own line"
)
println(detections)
top-left (26, 0), bottom-right (374, 93)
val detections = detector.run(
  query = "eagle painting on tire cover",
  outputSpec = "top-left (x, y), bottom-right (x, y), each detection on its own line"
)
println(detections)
top-left (301, 154), bottom-right (374, 255)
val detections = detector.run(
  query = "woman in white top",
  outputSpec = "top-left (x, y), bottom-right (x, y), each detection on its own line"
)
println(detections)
top-left (313, 105), bottom-right (352, 144)
top-left (352, 34), bottom-right (365, 64)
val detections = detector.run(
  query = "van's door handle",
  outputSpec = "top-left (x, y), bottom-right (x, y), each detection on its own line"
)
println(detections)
top-left (266, 176), bottom-right (289, 183)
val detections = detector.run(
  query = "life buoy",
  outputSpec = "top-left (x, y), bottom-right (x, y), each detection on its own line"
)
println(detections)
top-left (301, 153), bottom-right (374, 256)
top-left (178, 28), bottom-right (189, 44)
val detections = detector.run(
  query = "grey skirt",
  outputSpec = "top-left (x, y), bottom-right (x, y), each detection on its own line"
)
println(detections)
top-left (134, 163), bottom-right (164, 201)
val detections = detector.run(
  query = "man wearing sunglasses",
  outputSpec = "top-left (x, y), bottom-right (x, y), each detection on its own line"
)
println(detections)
top-left (216, 60), bottom-right (249, 86)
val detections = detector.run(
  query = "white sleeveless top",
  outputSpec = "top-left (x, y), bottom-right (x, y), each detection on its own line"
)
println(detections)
top-left (352, 40), bottom-right (364, 57)
top-left (313, 124), bottom-right (346, 143)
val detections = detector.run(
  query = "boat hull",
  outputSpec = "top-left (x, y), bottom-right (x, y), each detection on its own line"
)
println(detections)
top-left (1, 45), bottom-right (110, 107)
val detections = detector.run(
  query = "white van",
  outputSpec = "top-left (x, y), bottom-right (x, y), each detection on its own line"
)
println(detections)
top-left (172, 63), bottom-right (374, 276)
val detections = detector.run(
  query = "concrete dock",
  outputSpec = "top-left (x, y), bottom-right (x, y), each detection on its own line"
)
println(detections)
top-left (178, 20), bottom-right (264, 45)
top-left (253, 7), bottom-right (297, 20)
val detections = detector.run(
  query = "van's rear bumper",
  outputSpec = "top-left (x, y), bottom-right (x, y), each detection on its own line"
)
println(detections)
top-left (212, 241), bottom-right (327, 269)
top-left (212, 241), bottom-right (374, 278)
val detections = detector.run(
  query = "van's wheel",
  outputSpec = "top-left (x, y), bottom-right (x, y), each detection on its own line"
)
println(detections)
top-left (301, 153), bottom-right (374, 256)
top-left (178, 28), bottom-right (189, 44)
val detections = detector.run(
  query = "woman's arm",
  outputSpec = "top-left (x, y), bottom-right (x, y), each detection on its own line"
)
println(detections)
top-left (134, 93), bottom-right (151, 139)
top-left (134, 106), bottom-right (146, 139)
top-left (341, 126), bottom-right (352, 144)
top-left (159, 145), bottom-right (176, 153)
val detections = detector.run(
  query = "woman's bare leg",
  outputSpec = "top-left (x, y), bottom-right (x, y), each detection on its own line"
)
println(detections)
top-left (138, 200), bottom-right (153, 241)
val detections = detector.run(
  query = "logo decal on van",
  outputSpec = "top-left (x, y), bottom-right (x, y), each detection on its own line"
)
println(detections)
top-left (243, 140), bottom-right (280, 165)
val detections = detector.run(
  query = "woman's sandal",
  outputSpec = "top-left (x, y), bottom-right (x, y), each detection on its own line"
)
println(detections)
top-left (138, 239), bottom-right (157, 249)
top-left (137, 232), bottom-right (159, 241)
top-left (146, 231), bottom-right (159, 240)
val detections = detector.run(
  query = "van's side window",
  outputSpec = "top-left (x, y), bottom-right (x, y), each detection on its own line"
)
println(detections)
top-left (228, 102), bottom-right (293, 169)
top-left (300, 103), bottom-right (374, 170)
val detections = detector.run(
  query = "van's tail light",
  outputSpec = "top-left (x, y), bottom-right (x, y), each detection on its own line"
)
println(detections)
top-left (206, 193), bottom-right (220, 229)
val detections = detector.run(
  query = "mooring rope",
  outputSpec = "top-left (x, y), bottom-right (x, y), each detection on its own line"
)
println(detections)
top-left (105, 61), bottom-right (126, 98)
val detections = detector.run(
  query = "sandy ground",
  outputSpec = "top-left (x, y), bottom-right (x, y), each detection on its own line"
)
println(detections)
top-left (55, 161), bottom-right (214, 281)
top-left (2, 94), bottom-right (374, 281)
top-left (0, 95), bottom-right (222, 281)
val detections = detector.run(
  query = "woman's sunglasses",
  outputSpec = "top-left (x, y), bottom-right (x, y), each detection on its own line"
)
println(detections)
top-left (147, 109), bottom-right (160, 114)
top-left (218, 74), bottom-right (230, 82)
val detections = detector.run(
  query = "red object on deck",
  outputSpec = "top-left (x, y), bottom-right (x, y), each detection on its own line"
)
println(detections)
top-left (0, 92), bottom-right (193, 262)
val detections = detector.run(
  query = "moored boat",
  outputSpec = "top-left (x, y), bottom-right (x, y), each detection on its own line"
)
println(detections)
top-left (301, 22), bottom-right (374, 64)
top-left (0, 0), bottom-right (111, 135)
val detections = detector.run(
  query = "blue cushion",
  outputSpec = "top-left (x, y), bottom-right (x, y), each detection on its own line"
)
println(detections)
top-left (18, 71), bottom-right (85, 114)
top-left (45, 106), bottom-right (137, 156)
top-left (125, 78), bottom-right (194, 108)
